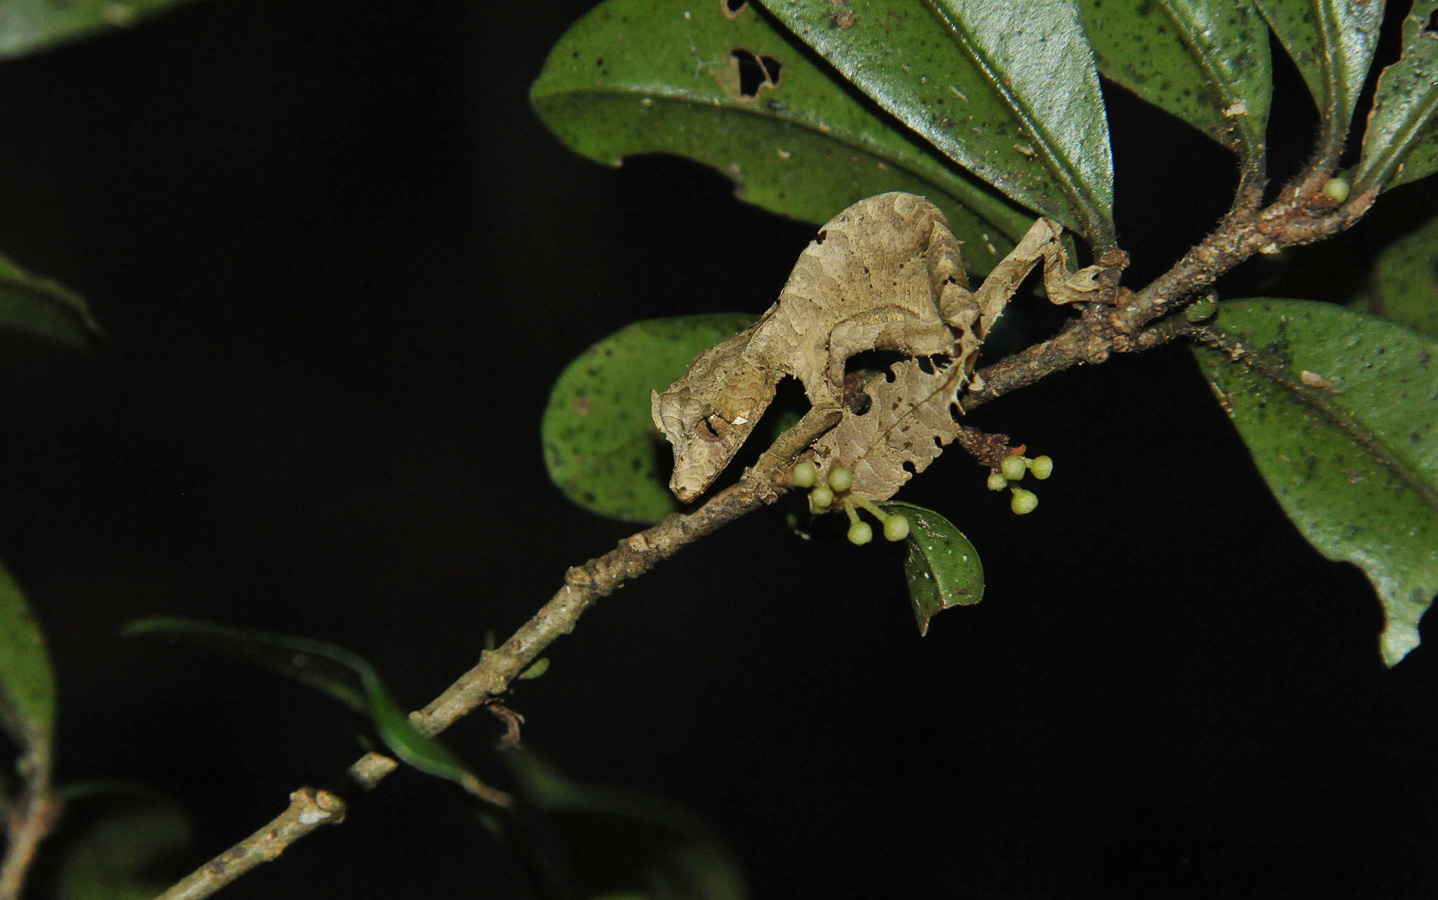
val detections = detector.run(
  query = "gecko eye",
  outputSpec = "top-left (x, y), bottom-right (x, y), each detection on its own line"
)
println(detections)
top-left (698, 414), bottom-right (729, 442)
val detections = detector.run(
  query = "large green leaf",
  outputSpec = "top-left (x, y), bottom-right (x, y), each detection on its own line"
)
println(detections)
top-left (880, 501), bottom-right (983, 636)
top-left (1077, 0), bottom-right (1272, 161)
top-left (1192, 299), bottom-right (1438, 666)
top-left (532, 0), bottom-right (1033, 267)
top-left (0, 560), bottom-right (55, 771)
top-left (0, 251), bottom-right (102, 349)
top-left (43, 787), bottom-right (194, 900)
top-left (124, 617), bottom-right (499, 800)
top-left (1253, 0), bottom-right (1381, 160)
top-left (1354, 0), bottom-right (1438, 192)
top-left (0, 0), bottom-right (205, 60)
top-left (543, 314), bottom-right (755, 523)
top-left (764, 0), bottom-right (1114, 242)
top-left (1350, 201), bottom-right (1438, 339)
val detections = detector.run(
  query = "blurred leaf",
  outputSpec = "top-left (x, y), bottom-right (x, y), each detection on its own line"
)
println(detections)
top-left (543, 314), bottom-right (754, 523)
top-left (123, 617), bottom-right (497, 799)
top-left (0, 252), bottom-right (102, 349)
top-left (1253, 0), bottom-right (1382, 159)
top-left (1354, 0), bottom-right (1438, 191)
top-left (1077, 0), bottom-right (1272, 161)
top-left (0, 560), bottom-right (55, 769)
top-left (1351, 201), bottom-right (1438, 338)
top-left (40, 786), bottom-right (194, 900)
top-left (1192, 299), bottom-right (1438, 666)
top-left (0, 0), bottom-right (205, 60)
top-left (765, 0), bottom-right (1114, 242)
top-left (495, 751), bottom-right (748, 900)
top-left (880, 501), bottom-right (983, 636)
top-left (531, 0), bottom-right (1032, 269)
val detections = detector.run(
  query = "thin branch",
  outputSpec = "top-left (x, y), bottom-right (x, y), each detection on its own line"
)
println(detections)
top-left (154, 465), bottom-right (793, 900)
top-left (0, 747), bottom-right (56, 900)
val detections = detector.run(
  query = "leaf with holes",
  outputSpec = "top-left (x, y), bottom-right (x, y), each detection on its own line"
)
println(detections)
top-left (1192, 299), bottom-right (1438, 666)
top-left (0, 251), bottom-right (102, 349)
top-left (1354, 0), bottom-right (1438, 191)
top-left (544, 314), bottom-right (756, 523)
top-left (880, 501), bottom-right (984, 636)
top-left (0, 561), bottom-right (55, 776)
top-left (532, 0), bottom-right (1033, 271)
top-left (764, 0), bottom-right (1114, 243)
top-left (1076, 0), bottom-right (1272, 163)
top-left (124, 617), bottom-right (501, 800)
top-left (1253, 0), bottom-right (1382, 161)
top-left (0, 0), bottom-right (205, 59)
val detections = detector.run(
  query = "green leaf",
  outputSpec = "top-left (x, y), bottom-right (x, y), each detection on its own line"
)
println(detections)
top-left (765, 0), bottom-right (1114, 242)
top-left (1351, 200), bottom-right (1438, 339)
top-left (1192, 299), bottom-right (1438, 666)
top-left (1253, 0), bottom-right (1382, 161)
top-left (543, 314), bottom-right (754, 523)
top-left (41, 786), bottom-right (194, 900)
top-left (531, 0), bottom-right (1033, 269)
top-left (0, 251), bottom-right (102, 349)
top-left (124, 617), bottom-right (497, 798)
top-left (494, 751), bottom-right (748, 900)
top-left (0, 0), bottom-right (205, 60)
top-left (880, 501), bottom-right (983, 636)
top-left (1354, 0), bottom-right (1438, 192)
top-left (1076, 0), bottom-right (1272, 161)
top-left (0, 560), bottom-right (55, 770)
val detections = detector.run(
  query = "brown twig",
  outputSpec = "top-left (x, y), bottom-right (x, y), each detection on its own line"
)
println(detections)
top-left (0, 748), bottom-right (56, 900)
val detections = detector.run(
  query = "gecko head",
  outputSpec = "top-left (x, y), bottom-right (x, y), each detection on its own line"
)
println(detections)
top-left (651, 345), bottom-right (776, 503)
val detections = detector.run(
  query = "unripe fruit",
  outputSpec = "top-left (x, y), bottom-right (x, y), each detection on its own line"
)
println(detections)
top-left (828, 465), bottom-right (854, 493)
top-left (811, 485), bottom-right (834, 510)
top-left (1029, 455), bottom-right (1054, 480)
top-left (847, 520), bottom-right (873, 545)
top-left (1001, 454), bottom-right (1027, 481)
top-left (1322, 176), bottom-right (1350, 203)
top-left (987, 471), bottom-right (1009, 492)
top-left (883, 514), bottom-right (910, 542)
top-left (1011, 488), bottom-right (1038, 515)
top-left (791, 460), bottom-right (818, 488)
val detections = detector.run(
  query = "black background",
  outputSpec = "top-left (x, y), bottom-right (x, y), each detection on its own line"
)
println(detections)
top-left (0, 1), bottom-right (1434, 897)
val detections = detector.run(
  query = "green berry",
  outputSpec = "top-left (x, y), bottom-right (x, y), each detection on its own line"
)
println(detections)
top-left (1010, 488), bottom-right (1038, 515)
top-left (1029, 455), bottom-right (1054, 480)
top-left (883, 514), bottom-right (910, 542)
top-left (1321, 176), bottom-right (1350, 203)
top-left (1001, 454), bottom-right (1027, 481)
top-left (987, 471), bottom-right (1009, 492)
top-left (811, 485), bottom-right (834, 510)
top-left (791, 460), bottom-right (817, 488)
top-left (847, 520), bottom-right (873, 545)
top-left (828, 465), bottom-right (854, 493)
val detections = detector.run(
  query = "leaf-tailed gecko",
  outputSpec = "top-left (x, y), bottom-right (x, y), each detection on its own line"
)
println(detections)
top-left (651, 192), bottom-right (1105, 502)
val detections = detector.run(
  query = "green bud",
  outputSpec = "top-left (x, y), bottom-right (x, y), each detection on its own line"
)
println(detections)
top-left (987, 471), bottom-right (1010, 492)
top-left (828, 465), bottom-right (854, 493)
top-left (883, 514), bottom-right (910, 542)
top-left (1029, 455), bottom-right (1054, 480)
top-left (791, 460), bottom-right (818, 488)
top-left (1010, 488), bottom-right (1038, 515)
top-left (847, 520), bottom-right (873, 545)
top-left (811, 485), bottom-right (834, 510)
top-left (1321, 176), bottom-right (1350, 203)
top-left (1000, 454), bottom-right (1027, 481)
top-left (518, 657), bottom-right (550, 680)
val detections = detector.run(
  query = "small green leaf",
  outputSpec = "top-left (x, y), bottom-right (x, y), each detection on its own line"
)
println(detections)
top-left (1354, 0), bottom-right (1438, 192)
top-left (0, 0), bottom-right (205, 60)
top-left (532, 0), bottom-right (1033, 267)
top-left (766, 0), bottom-right (1115, 242)
top-left (1253, 0), bottom-right (1382, 162)
top-left (0, 251), bottom-right (102, 349)
top-left (124, 617), bottom-right (495, 798)
top-left (543, 314), bottom-right (754, 523)
top-left (1077, 0), bottom-right (1272, 162)
top-left (0, 560), bottom-right (55, 771)
top-left (40, 786), bottom-right (195, 900)
top-left (494, 751), bottom-right (748, 900)
top-left (1192, 299), bottom-right (1438, 665)
top-left (1351, 201), bottom-right (1438, 339)
top-left (880, 501), bottom-right (984, 636)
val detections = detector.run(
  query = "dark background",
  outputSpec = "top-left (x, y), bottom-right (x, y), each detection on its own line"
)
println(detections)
top-left (0, 1), bottom-right (1434, 897)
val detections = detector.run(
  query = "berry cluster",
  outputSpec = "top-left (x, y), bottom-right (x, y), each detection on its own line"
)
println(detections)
top-left (986, 453), bottom-right (1052, 515)
top-left (791, 461), bottom-right (911, 546)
